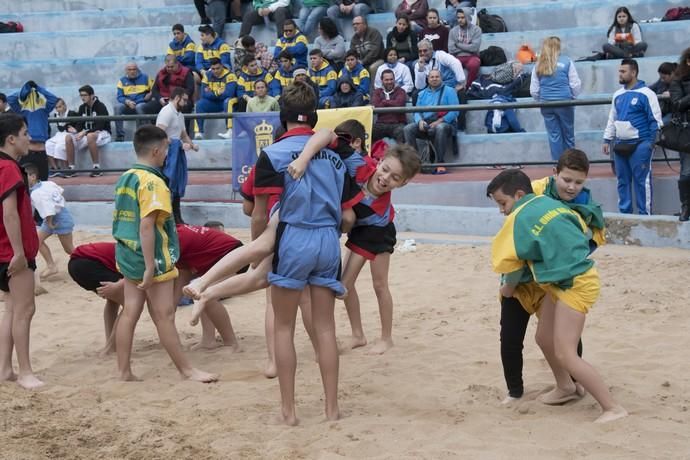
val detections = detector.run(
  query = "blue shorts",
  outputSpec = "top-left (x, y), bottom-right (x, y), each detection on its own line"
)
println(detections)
top-left (269, 222), bottom-right (344, 296)
top-left (39, 208), bottom-right (74, 235)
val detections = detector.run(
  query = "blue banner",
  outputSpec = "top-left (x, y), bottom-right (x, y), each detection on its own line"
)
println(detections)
top-left (231, 112), bottom-right (282, 192)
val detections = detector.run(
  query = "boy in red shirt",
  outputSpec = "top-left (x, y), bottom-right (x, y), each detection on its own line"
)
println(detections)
top-left (0, 113), bottom-right (43, 389)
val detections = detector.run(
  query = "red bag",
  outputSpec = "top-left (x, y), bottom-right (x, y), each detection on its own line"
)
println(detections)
top-left (370, 139), bottom-right (389, 162)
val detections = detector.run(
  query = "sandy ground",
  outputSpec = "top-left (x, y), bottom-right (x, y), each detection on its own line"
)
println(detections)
top-left (1, 229), bottom-right (690, 460)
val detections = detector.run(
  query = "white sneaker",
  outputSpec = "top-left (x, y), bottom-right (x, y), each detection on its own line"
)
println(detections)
top-left (194, 132), bottom-right (203, 140)
top-left (397, 239), bottom-right (417, 253)
top-left (218, 128), bottom-right (232, 139)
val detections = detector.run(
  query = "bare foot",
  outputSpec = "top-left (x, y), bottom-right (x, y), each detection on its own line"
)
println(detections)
top-left (188, 298), bottom-right (208, 326)
top-left (190, 340), bottom-right (223, 351)
top-left (264, 361), bottom-right (277, 379)
top-left (575, 382), bottom-right (587, 398)
top-left (182, 279), bottom-right (206, 300)
top-left (341, 335), bottom-right (367, 352)
top-left (325, 405), bottom-right (340, 422)
top-left (594, 405), bottom-right (628, 423)
top-left (279, 407), bottom-right (299, 426)
top-left (0, 368), bottom-right (17, 382)
top-left (537, 386), bottom-right (579, 405)
top-left (98, 345), bottom-right (116, 357)
top-left (120, 370), bottom-right (142, 382)
top-left (367, 337), bottom-right (394, 355)
top-left (40, 265), bottom-right (58, 280)
top-left (183, 368), bottom-right (219, 383)
top-left (34, 284), bottom-right (48, 296)
top-left (501, 395), bottom-right (521, 405)
top-left (16, 374), bottom-right (45, 389)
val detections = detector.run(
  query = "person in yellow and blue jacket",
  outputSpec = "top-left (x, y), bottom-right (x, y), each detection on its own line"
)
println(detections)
top-left (195, 25), bottom-right (232, 73)
top-left (308, 49), bottom-right (338, 108)
top-left (114, 62), bottom-right (153, 141)
top-left (273, 19), bottom-right (309, 69)
top-left (338, 50), bottom-right (371, 100)
top-left (236, 55), bottom-right (274, 112)
top-left (488, 168), bottom-right (627, 423)
top-left (194, 58), bottom-right (238, 138)
top-left (270, 50), bottom-right (298, 98)
top-left (167, 24), bottom-right (197, 69)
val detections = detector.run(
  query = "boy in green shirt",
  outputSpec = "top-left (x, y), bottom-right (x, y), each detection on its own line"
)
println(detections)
top-left (487, 169), bottom-right (627, 423)
top-left (112, 125), bottom-right (217, 383)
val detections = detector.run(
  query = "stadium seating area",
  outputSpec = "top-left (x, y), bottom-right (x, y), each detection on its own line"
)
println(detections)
top-left (0, 0), bottom-right (687, 212)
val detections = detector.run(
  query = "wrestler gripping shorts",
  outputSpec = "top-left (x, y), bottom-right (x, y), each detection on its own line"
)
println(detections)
top-left (0, 260), bottom-right (37, 292)
top-left (345, 222), bottom-right (397, 261)
top-left (68, 258), bottom-right (122, 292)
top-left (269, 222), bottom-right (345, 296)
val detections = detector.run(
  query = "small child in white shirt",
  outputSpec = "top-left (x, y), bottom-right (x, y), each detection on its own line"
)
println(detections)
top-left (25, 163), bottom-right (75, 278)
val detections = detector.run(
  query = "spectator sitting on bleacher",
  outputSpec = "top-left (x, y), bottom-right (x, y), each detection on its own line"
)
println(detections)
top-left (327, 0), bottom-right (373, 36)
top-left (404, 69), bottom-right (459, 175)
top-left (296, 0), bottom-right (329, 40)
top-left (239, 0), bottom-right (291, 39)
top-left (144, 55), bottom-right (195, 131)
top-left (234, 55), bottom-right (274, 114)
top-left (233, 36), bottom-right (256, 73)
top-left (270, 51), bottom-right (297, 98)
top-left (195, 58), bottom-right (238, 140)
top-left (395, 0), bottom-right (428, 33)
top-left (8, 81), bottom-right (59, 181)
top-left (448, 7), bottom-right (481, 86)
top-left (309, 48), bottom-right (338, 108)
top-left (293, 68), bottom-right (321, 101)
top-left (442, 0), bottom-right (474, 27)
top-left (168, 24), bottom-right (197, 69)
top-left (649, 62), bottom-right (677, 119)
top-left (372, 69), bottom-right (407, 143)
top-left (338, 50), bottom-right (371, 101)
top-left (349, 16), bottom-right (385, 86)
top-left (274, 19), bottom-right (309, 69)
top-left (386, 15), bottom-right (418, 65)
top-left (419, 9), bottom-right (448, 53)
top-left (194, 0), bottom-right (211, 25)
top-left (314, 18), bottom-right (347, 71)
top-left (247, 80), bottom-right (281, 112)
top-left (203, 0), bottom-right (229, 36)
top-left (113, 62), bottom-right (153, 142)
top-left (64, 85), bottom-right (111, 178)
top-left (413, 39), bottom-right (465, 93)
top-left (603, 7), bottom-right (647, 59)
top-left (45, 98), bottom-right (78, 176)
top-left (0, 93), bottom-right (11, 113)
top-left (374, 48), bottom-right (414, 94)
top-left (196, 25), bottom-right (232, 73)
top-left (332, 75), bottom-right (366, 108)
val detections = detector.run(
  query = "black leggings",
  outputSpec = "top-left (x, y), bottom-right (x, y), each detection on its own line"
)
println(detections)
top-left (500, 295), bottom-right (583, 398)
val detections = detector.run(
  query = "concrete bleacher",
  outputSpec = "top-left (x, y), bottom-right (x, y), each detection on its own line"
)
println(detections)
top-left (0, 0), bottom-right (686, 213)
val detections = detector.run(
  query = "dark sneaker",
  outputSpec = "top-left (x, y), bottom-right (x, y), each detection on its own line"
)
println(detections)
top-left (90, 167), bottom-right (103, 177)
top-left (63, 169), bottom-right (77, 178)
top-left (48, 170), bottom-right (64, 178)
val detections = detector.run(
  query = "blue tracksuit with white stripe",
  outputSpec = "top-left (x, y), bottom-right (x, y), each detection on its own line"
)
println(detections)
top-left (604, 80), bottom-right (663, 214)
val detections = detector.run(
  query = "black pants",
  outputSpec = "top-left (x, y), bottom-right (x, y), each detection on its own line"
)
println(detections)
top-left (239, 7), bottom-right (290, 38)
top-left (194, 0), bottom-right (209, 20)
top-left (500, 295), bottom-right (583, 398)
top-left (603, 42), bottom-right (648, 58)
top-left (372, 122), bottom-right (405, 144)
top-left (172, 196), bottom-right (184, 224)
top-left (21, 150), bottom-right (49, 180)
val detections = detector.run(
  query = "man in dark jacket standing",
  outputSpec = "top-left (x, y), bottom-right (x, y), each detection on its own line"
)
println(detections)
top-left (65, 85), bottom-right (111, 177)
top-left (349, 16), bottom-right (384, 89)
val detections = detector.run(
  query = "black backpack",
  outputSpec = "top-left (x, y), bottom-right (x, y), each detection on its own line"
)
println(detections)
top-left (479, 46), bottom-right (508, 66)
top-left (477, 9), bottom-right (507, 33)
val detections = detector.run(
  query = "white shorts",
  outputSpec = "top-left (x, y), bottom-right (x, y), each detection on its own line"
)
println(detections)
top-left (72, 131), bottom-right (111, 151)
top-left (45, 132), bottom-right (69, 161)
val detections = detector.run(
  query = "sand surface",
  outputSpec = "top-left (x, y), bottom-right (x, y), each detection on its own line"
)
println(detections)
top-left (1, 229), bottom-right (689, 459)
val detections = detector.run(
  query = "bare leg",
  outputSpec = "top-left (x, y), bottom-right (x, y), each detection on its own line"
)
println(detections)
top-left (8, 268), bottom-right (44, 389)
top-left (534, 295), bottom-right (577, 403)
top-left (194, 302), bottom-right (240, 350)
top-left (146, 279), bottom-right (218, 383)
top-left (367, 253), bottom-right (394, 355)
top-left (86, 132), bottom-right (99, 165)
top-left (117, 278), bottom-right (146, 381)
top-left (57, 233), bottom-right (75, 254)
top-left (310, 285), bottom-right (340, 421)
top-left (47, 156), bottom-right (58, 170)
top-left (271, 285), bottom-right (301, 425)
top-left (341, 250), bottom-right (368, 350)
top-left (37, 231), bottom-right (57, 279)
top-left (0, 292), bottom-right (17, 381)
top-left (553, 301), bottom-right (627, 422)
top-left (65, 135), bottom-right (75, 167)
top-left (298, 286), bottom-right (319, 361)
top-left (264, 288), bottom-right (277, 378)
top-left (100, 299), bottom-right (121, 355)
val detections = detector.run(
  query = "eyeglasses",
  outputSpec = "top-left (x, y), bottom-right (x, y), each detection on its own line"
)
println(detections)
top-left (352, 22), bottom-right (363, 25)
top-left (284, 28), bottom-right (294, 32)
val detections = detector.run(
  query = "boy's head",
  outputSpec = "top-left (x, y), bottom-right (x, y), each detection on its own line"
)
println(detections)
top-left (133, 125), bottom-right (169, 166)
top-left (203, 220), bottom-right (225, 231)
top-left (334, 119), bottom-right (366, 154)
top-left (242, 54), bottom-right (258, 73)
top-left (280, 81), bottom-right (317, 129)
top-left (24, 163), bottom-right (39, 186)
top-left (486, 169), bottom-right (534, 216)
top-left (369, 144), bottom-right (421, 196)
top-left (0, 113), bottom-right (30, 156)
top-left (554, 148), bottom-right (589, 202)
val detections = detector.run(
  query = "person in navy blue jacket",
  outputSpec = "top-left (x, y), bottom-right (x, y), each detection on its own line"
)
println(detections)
top-left (113, 63), bottom-right (153, 142)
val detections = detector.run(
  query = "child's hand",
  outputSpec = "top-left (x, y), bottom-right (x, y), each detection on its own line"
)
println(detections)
top-left (97, 281), bottom-right (120, 299)
top-left (500, 283), bottom-right (516, 298)
top-left (287, 158), bottom-right (308, 180)
top-left (138, 268), bottom-right (154, 290)
top-left (7, 253), bottom-right (27, 277)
